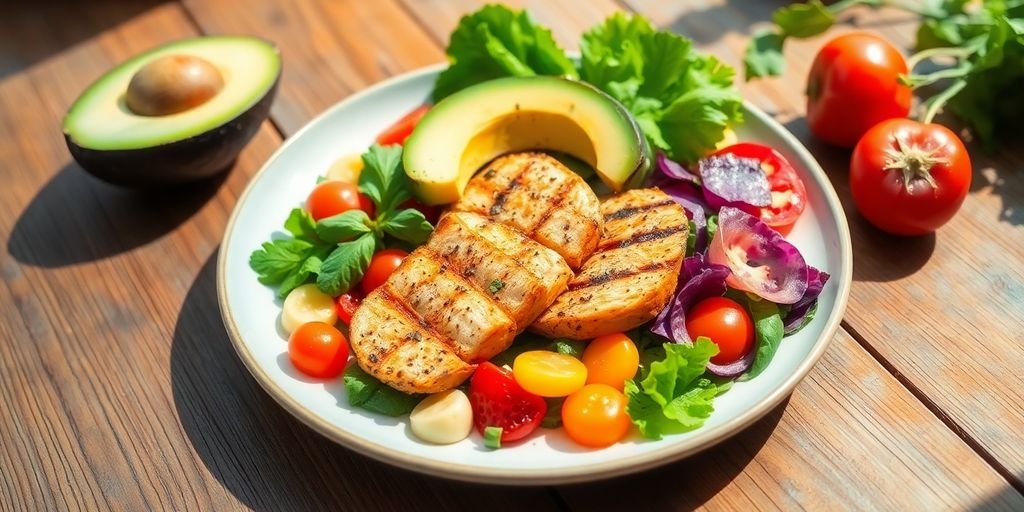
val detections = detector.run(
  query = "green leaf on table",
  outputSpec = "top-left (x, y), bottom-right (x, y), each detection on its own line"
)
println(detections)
top-left (772, 0), bottom-right (834, 39)
top-left (316, 233), bottom-right (376, 296)
top-left (433, 4), bottom-right (577, 101)
top-left (382, 208), bottom-right (434, 244)
top-left (744, 30), bottom-right (786, 80)
top-left (316, 210), bottom-right (372, 243)
top-left (343, 365), bottom-right (423, 416)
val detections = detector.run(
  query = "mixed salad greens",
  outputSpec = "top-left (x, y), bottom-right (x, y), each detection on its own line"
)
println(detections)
top-left (248, 5), bottom-right (830, 449)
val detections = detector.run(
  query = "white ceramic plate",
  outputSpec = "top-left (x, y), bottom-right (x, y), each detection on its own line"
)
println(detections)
top-left (217, 65), bottom-right (852, 485)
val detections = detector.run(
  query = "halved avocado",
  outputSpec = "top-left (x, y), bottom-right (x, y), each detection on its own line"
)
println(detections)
top-left (403, 76), bottom-right (650, 205)
top-left (63, 36), bottom-right (281, 187)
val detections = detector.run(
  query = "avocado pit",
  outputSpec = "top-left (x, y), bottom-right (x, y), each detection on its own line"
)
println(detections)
top-left (125, 54), bottom-right (224, 116)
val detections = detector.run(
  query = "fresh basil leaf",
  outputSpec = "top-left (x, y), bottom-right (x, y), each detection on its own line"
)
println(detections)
top-left (433, 4), bottom-right (577, 101)
top-left (316, 233), bottom-right (376, 296)
top-left (359, 144), bottom-right (410, 213)
top-left (744, 30), bottom-right (786, 80)
top-left (773, 0), bottom-right (834, 39)
top-left (343, 365), bottom-right (423, 416)
top-left (316, 210), bottom-right (372, 243)
top-left (382, 208), bottom-right (434, 244)
top-left (283, 207), bottom-right (318, 241)
top-left (249, 239), bottom-right (315, 285)
top-left (739, 297), bottom-right (785, 381)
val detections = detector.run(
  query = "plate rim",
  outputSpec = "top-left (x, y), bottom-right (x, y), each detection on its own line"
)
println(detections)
top-left (216, 64), bottom-right (854, 485)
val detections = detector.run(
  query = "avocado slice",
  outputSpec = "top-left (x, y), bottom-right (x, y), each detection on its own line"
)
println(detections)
top-left (403, 76), bottom-right (650, 205)
top-left (63, 36), bottom-right (280, 187)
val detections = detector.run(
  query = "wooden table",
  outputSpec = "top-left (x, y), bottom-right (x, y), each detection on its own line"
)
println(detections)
top-left (3, 1), bottom-right (1023, 509)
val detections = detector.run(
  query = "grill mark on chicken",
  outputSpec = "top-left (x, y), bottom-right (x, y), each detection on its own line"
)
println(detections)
top-left (568, 261), bottom-right (672, 291)
top-left (488, 160), bottom-right (533, 216)
top-left (528, 179), bottom-right (573, 235)
top-left (603, 199), bottom-right (675, 221)
top-left (419, 246), bottom-right (517, 323)
top-left (599, 225), bottom-right (687, 250)
top-left (375, 286), bottom-right (452, 362)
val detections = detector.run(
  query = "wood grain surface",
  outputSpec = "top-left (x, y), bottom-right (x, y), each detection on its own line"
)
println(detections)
top-left (2, 0), bottom-right (1023, 510)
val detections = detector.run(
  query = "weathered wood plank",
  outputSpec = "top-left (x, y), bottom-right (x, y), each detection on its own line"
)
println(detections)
top-left (234, 0), bottom-right (1023, 507)
top-left (623, 0), bottom-right (1024, 486)
top-left (0, 1), bottom-right (561, 510)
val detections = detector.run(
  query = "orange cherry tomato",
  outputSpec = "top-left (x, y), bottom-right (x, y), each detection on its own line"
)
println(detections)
top-left (512, 351), bottom-right (588, 398)
top-left (307, 181), bottom-right (375, 222)
top-left (376, 105), bottom-right (430, 146)
top-left (685, 297), bottom-right (754, 365)
top-left (581, 333), bottom-right (639, 390)
top-left (561, 384), bottom-right (631, 448)
top-left (288, 322), bottom-right (349, 379)
top-left (360, 249), bottom-right (408, 295)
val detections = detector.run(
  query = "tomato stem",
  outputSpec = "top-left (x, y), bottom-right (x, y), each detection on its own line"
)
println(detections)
top-left (905, 46), bottom-right (976, 72)
top-left (827, 0), bottom-right (945, 18)
top-left (921, 78), bottom-right (967, 125)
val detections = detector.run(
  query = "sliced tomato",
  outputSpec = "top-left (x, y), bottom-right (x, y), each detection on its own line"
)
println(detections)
top-left (468, 362), bottom-right (546, 443)
top-left (333, 291), bottom-right (362, 325)
top-left (376, 105), bottom-right (430, 146)
top-left (714, 143), bottom-right (806, 231)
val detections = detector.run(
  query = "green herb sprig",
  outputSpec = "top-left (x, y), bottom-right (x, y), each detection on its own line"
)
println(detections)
top-left (249, 144), bottom-right (433, 298)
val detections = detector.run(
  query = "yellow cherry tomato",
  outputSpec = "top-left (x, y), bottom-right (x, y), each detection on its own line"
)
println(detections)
top-left (512, 351), bottom-right (588, 398)
top-left (562, 384), bottom-right (631, 448)
top-left (581, 333), bottom-right (639, 390)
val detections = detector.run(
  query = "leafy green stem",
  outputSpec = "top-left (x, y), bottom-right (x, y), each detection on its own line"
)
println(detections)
top-left (905, 46), bottom-right (977, 71)
top-left (921, 78), bottom-right (967, 124)
top-left (902, 62), bottom-right (974, 88)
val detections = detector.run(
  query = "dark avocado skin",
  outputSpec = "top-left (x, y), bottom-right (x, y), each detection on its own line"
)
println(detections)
top-left (66, 78), bottom-right (279, 188)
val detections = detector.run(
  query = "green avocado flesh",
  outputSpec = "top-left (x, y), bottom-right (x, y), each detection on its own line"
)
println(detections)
top-left (63, 36), bottom-right (280, 151)
top-left (403, 76), bottom-right (649, 205)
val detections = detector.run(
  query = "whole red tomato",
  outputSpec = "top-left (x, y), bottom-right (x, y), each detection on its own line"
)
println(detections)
top-left (807, 33), bottom-right (912, 147)
top-left (360, 249), bottom-right (409, 295)
top-left (850, 119), bottom-right (971, 235)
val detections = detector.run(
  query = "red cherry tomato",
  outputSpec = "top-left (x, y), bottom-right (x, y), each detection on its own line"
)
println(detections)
top-left (376, 105), bottom-right (430, 146)
top-left (360, 249), bottom-right (408, 295)
top-left (399, 198), bottom-right (439, 224)
top-left (685, 297), bottom-right (755, 365)
top-left (307, 181), bottom-right (375, 222)
top-left (334, 290), bottom-right (362, 325)
top-left (807, 33), bottom-right (912, 147)
top-left (714, 143), bottom-right (807, 231)
top-left (468, 362), bottom-right (546, 443)
top-left (850, 119), bottom-right (971, 235)
top-left (288, 322), bottom-right (349, 378)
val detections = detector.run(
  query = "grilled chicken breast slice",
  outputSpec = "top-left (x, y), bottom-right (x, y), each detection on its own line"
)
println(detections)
top-left (453, 152), bottom-right (602, 268)
top-left (349, 289), bottom-right (475, 394)
top-left (531, 188), bottom-right (688, 339)
top-left (350, 212), bottom-right (573, 394)
top-left (427, 211), bottom-right (572, 327)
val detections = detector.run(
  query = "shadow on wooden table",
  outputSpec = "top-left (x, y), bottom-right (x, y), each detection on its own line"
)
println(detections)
top-left (0, 0), bottom-right (166, 79)
top-left (782, 117), bottom-right (937, 283)
top-left (170, 253), bottom-right (560, 510)
top-left (7, 162), bottom-right (225, 268)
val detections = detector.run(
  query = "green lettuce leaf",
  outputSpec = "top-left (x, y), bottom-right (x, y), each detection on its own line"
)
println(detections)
top-left (579, 13), bottom-right (743, 163)
top-left (433, 4), bottom-right (577, 101)
top-left (624, 338), bottom-right (729, 439)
